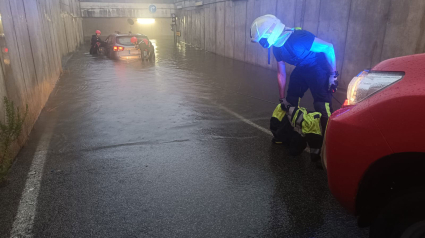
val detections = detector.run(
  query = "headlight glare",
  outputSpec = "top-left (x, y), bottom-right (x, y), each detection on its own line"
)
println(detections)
top-left (347, 71), bottom-right (404, 105)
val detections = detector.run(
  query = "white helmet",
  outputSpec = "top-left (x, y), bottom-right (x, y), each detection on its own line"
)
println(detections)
top-left (250, 15), bottom-right (285, 48)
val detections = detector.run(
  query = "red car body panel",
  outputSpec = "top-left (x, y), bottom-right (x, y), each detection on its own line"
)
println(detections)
top-left (326, 53), bottom-right (425, 213)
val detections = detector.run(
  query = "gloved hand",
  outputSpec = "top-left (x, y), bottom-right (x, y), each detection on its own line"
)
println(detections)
top-left (279, 98), bottom-right (292, 111)
top-left (328, 71), bottom-right (339, 93)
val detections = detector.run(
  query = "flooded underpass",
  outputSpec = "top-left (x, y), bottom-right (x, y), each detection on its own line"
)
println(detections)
top-left (0, 38), bottom-right (367, 238)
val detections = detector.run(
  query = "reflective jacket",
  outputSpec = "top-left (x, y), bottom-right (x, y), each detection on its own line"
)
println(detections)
top-left (271, 104), bottom-right (323, 159)
top-left (272, 104), bottom-right (322, 136)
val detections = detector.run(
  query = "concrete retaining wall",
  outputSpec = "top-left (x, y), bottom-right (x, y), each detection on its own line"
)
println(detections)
top-left (0, 0), bottom-right (83, 160)
top-left (175, 0), bottom-right (425, 89)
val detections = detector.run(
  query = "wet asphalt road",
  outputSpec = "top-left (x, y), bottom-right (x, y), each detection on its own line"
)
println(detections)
top-left (0, 38), bottom-right (368, 238)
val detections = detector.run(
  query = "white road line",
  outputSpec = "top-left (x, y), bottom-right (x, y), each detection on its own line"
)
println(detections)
top-left (9, 103), bottom-right (305, 238)
top-left (218, 104), bottom-right (310, 153)
top-left (217, 105), bottom-right (273, 136)
top-left (10, 127), bottom-right (54, 238)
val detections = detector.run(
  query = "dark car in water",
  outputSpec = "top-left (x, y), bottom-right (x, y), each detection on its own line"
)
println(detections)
top-left (103, 33), bottom-right (154, 60)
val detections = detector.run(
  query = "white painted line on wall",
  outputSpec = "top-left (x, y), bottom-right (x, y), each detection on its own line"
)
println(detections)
top-left (10, 126), bottom-right (54, 238)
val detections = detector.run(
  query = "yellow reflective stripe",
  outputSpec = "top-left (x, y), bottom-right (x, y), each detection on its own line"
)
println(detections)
top-left (272, 104), bottom-right (286, 122)
top-left (300, 108), bottom-right (322, 136)
top-left (291, 109), bottom-right (300, 126)
top-left (284, 106), bottom-right (323, 136)
top-left (325, 102), bottom-right (331, 117)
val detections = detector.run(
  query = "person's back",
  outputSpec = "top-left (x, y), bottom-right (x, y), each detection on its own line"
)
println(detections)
top-left (272, 30), bottom-right (327, 68)
top-left (138, 38), bottom-right (152, 51)
top-left (91, 35), bottom-right (101, 46)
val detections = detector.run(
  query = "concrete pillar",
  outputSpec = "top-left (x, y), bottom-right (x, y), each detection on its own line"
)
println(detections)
top-left (341, 0), bottom-right (391, 88)
top-left (208, 5), bottom-right (216, 53)
top-left (224, 1), bottom-right (234, 59)
top-left (317, 0), bottom-right (351, 87)
top-left (46, 0), bottom-right (59, 62)
top-left (215, 2), bottom-right (225, 56)
top-left (193, 9), bottom-right (200, 48)
top-left (302, 0), bottom-right (320, 35)
top-left (233, 1), bottom-right (246, 62)
top-left (276, 0), bottom-right (296, 73)
top-left (200, 8), bottom-right (205, 50)
top-left (187, 10), bottom-right (190, 44)
top-left (8, 0), bottom-right (38, 120)
top-left (381, 0), bottom-right (425, 61)
top-left (204, 6), bottom-right (211, 51)
top-left (257, 0), bottom-right (277, 69)
top-left (23, 0), bottom-right (53, 109)
top-left (294, 0), bottom-right (305, 28)
top-left (244, 0), bottom-right (257, 65)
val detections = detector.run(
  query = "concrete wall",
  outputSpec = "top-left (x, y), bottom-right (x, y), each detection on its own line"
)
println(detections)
top-left (0, 0), bottom-right (83, 160)
top-left (175, 0), bottom-right (425, 89)
top-left (82, 18), bottom-right (174, 41)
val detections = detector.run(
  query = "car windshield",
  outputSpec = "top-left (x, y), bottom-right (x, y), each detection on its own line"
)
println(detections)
top-left (117, 36), bottom-right (148, 46)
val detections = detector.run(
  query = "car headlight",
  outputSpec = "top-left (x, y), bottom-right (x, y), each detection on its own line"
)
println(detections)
top-left (347, 71), bottom-right (404, 105)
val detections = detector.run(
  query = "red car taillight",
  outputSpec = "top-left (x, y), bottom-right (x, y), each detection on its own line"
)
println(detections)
top-left (113, 46), bottom-right (124, 52)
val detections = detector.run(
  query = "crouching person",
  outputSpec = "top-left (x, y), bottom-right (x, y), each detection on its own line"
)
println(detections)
top-left (270, 100), bottom-right (324, 168)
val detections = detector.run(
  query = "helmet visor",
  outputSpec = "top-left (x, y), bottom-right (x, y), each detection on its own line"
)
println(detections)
top-left (250, 22), bottom-right (276, 43)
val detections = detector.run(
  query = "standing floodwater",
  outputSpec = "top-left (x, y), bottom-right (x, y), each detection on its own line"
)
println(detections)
top-left (0, 38), bottom-right (366, 238)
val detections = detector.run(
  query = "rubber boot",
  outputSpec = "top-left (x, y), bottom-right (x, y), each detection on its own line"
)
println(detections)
top-left (289, 132), bottom-right (307, 156)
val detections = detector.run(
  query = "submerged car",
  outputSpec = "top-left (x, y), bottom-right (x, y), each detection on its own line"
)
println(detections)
top-left (324, 53), bottom-right (425, 238)
top-left (104, 34), bottom-right (154, 60)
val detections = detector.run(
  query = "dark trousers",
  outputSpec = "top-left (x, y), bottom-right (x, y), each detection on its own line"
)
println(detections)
top-left (286, 62), bottom-right (333, 161)
top-left (90, 44), bottom-right (99, 55)
top-left (286, 62), bottom-right (333, 130)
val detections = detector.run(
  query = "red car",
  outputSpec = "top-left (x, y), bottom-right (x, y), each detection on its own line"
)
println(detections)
top-left (324, 53), bottom-right (425, 238)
